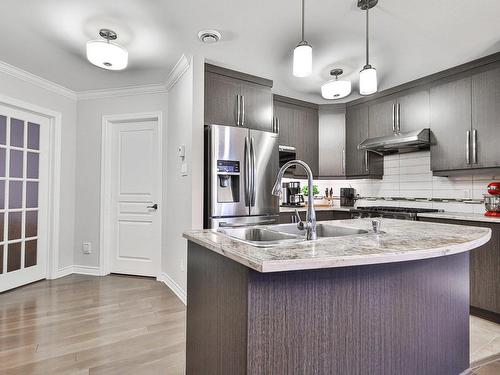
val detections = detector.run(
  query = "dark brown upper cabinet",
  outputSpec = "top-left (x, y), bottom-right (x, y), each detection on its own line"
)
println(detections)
top-left (204, 64), bottom-right (273, 132)
top-left (318, 106), bottom-right (346, 178)
top-left (368, 98), bottom-right (396, 138)
top-left (345, 104), bottom-right (382, 178)
top-left (430, 77), bottom-right (472, 172)
top-left (273, 95), bottom-right (319, 177)
top-left (397, 90), bottom-right (430, 133)
top-left (472, 66), bottom-right (500, 169)
top-left (274, 100), bottom-right (296, 147)
top-left (368, 89), bottom-right (429, 138)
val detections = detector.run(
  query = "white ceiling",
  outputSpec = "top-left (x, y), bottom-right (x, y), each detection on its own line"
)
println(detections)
top-left (1, 0), bottom-right (500, 103)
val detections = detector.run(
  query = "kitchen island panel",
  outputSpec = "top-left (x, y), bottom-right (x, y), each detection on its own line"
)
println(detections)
top-left (187, 240), bottom-right (470, 375)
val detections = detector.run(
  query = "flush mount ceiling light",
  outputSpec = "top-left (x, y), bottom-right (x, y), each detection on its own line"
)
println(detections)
top-left (293, 0), bottom-right (312, 77)
top-left (198, 30), bottom-right (222, 44)
top-left (86, 29), bottom-right (128, 70)
top-left (358, 0), bottom-right (378, 95)
top-left (321, 69), bottom-right (352, 100)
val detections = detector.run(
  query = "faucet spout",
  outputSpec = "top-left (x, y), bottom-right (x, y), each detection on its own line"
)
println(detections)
top-left (273, 160), bottom-right (317, 240)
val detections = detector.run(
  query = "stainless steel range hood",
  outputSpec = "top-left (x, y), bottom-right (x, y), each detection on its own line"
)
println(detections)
top-left (358, 128), bottom-right (431, 154)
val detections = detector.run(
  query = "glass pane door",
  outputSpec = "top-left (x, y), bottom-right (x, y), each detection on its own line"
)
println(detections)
top-left (0, 105), bottom-right (48, 292)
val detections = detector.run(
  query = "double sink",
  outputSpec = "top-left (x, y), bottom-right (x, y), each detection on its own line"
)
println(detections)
top-left (217, 223), bottom-right (369, 248)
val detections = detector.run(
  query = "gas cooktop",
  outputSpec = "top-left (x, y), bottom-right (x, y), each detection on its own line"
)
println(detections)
top-left (350, 206), bottom-right (441, 220)
top-left (353, 206), bottom-right (440, 214)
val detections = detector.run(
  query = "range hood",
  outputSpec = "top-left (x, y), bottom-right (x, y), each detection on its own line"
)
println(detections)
top-left (358, 128), bottom-right (431, 154)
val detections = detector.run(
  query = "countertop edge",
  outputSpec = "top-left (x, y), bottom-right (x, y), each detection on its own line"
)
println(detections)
top-left (183, 225), bottom-right (491, 273)
top-left (259, 232), bottom-right (491, 272)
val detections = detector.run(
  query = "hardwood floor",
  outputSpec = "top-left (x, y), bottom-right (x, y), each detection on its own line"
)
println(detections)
top-left (1, 274), bottom-right (499, 374)
top-left (0, 274), bottom-right (186, 375)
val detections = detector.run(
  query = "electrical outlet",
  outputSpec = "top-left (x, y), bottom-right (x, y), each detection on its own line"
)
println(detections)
top-left (82, 242), bottom-right (92, 254)
top-left (180, 260), bottom-right (185, 272)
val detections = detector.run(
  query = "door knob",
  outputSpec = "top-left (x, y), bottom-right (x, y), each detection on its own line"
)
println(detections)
top-left (147, 203), bottom-right (158, 210)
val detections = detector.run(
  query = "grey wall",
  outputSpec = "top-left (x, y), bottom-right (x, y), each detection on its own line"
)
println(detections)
top-left (0, 71), bottom-right (77, 270)
top-left (163, 56), bottom-right (204, 293)
top-left (74, 92), bottom-right (168, 268)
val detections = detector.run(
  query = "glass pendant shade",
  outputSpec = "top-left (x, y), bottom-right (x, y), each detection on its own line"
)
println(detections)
top-left (359, 65), bottom-right (377, 95)
top-left (321, 79), bottom-right (351, 100)
top-left (86, 40), bottom-right (128, 70)
top-left (293, 42), bottom-right (312, 77)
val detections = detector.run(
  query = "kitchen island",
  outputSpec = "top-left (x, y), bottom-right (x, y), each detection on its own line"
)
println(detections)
top-left (183, 219), bottom-right (491, 375)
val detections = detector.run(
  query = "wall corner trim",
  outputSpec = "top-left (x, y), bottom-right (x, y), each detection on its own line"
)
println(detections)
top-left (165, 54), bottom-right (191, 91)
top-left (0, 60), bottom-right (77, 100)
top-left (0, 53), bottom-right (191, 101)
top-left (157, 272), bottom-right (187, 305)
top-left (76, 83), bottom-right (168, 100)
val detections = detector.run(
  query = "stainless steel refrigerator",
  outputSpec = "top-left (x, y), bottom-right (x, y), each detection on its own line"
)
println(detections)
top-left (204, 124), bottom-right (279, 229)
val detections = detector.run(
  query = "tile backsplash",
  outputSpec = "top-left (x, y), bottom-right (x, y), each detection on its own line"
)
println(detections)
top-left (285, 151), bottom-right (500, 214)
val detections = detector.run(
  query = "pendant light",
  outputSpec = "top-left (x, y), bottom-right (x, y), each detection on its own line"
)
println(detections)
top-left (293, 0), bottom-right (312, 77)
top-left (358, 0), bottom-right (378, 95)
top-left (86, 29), bottom-right (128, 71)
top-left (321, 69), bottom-right (352, 99)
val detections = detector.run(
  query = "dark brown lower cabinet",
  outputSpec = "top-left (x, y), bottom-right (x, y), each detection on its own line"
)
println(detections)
top-left (187, 241), bottom-right (470, 375)
top-left (278, 209), bottom-right (351, 223)
top-left (419, 217), bottom-right (500, 322)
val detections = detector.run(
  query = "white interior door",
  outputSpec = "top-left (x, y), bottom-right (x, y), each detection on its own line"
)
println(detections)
top-left (0, 104), bottom-right (49, 292)
top-left (109, 119), bottom-right (161, 277)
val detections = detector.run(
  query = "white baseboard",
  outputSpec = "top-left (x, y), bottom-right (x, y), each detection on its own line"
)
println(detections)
top-left (72, 265), bottom-right (102, 276)
top-left (54, 265), bottom-right (74, 279)
top-left (157, 272), bottom-right (187, 305)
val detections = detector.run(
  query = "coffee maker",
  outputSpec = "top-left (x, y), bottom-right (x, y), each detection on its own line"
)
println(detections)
top-left (281, 182), bottom-right (305, 206)
top-left (340, 187), bottom-right (356, 207)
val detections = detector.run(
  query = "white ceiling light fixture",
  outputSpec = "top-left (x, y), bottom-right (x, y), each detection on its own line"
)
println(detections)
top-left (86, 29), bottom-right (128, 71)
top-left (198, 30), bottom-right (222, 44)
top-left (358, 0), bottom-right (378, 95)
top-left (293, 0), bottom-right (312, 77)
top-left (321, 69), bottom-right (352, 100)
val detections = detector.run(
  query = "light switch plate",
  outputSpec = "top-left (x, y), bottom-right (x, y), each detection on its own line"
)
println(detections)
top-left (178, 144), bottom-right (186, 158)
top-left (181, 162), bottom-right (188, 176)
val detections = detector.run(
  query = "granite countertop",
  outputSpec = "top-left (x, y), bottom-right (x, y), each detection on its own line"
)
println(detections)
top-left (280, 205), bottom-right (352, 213)
top-left (183, 218), bottom-right (491, 273)
top-left (418, 211), bottom-right (500, 223)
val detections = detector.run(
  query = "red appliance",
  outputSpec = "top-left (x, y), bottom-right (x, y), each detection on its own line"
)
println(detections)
top-left (484, 182), bottom-right (500, 217)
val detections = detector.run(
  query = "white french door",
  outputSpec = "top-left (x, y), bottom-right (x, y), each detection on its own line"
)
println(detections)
top-left (0, 105), bottom-right (49, 292)
top-left (108, 119), bottom-right (161, 277)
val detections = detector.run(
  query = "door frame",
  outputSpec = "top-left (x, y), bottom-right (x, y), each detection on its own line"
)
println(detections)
top-left (0, 94), bottom-right (62, 281)
top-left (99, 111), bottom-right (163, 276)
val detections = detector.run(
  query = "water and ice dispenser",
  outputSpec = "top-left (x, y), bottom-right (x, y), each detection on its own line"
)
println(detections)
top-left (216, 160), bottom-right (240, 203)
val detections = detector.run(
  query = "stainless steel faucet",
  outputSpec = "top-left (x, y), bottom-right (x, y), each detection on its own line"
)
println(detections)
top-left (272, 160), bottom-right (317, 240)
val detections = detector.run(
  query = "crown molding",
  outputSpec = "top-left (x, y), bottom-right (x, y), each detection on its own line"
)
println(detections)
top-left (0, 60), bottom-right (77, 100)
top-left (76, 83), bottom-right (168, 100)
top-left (0, 53), bottom-right (191, 102)
top-left (165, 54), bottom-right (191, 91)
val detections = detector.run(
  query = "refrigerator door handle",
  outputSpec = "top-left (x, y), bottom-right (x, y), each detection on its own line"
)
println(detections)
top-left (244, 136), bottom-right (251, 206)
top-left (250, 136), bottom-right (256, 206)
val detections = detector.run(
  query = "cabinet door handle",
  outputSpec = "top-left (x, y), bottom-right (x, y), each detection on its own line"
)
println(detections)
top-left (364, 150), bottom-right (369, 173)
top-left (397, 102), bottom-right (401, 133)
top-left (241, 95), bottom-right (245, 126)
top-left (276, 117), bottom-right (280, 134)
top-left (392, 103), bottom-right (396, 134)
top-left (236, 94), bottom-right (241, 126)
top-left (466, 130), bottom-right (471, 165)
top-left (472, 129), bottom-right (477, 164)
top-left (342, 148), bottom-right (346, 175)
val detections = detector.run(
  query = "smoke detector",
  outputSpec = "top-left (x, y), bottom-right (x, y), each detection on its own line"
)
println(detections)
top-left (198, 30), bottom-right (222, 44)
